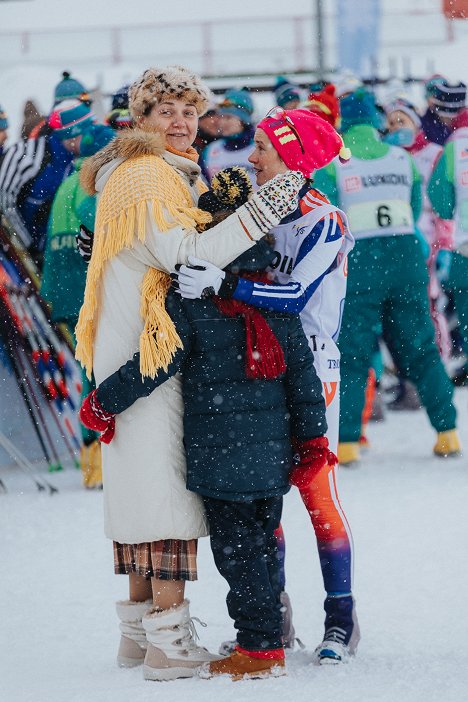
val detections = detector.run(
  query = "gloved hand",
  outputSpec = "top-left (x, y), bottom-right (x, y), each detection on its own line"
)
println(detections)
top-left (80, 390), bottom-right (116, 444)
top-left (289, 436), bottom-right (338, 489)
top-left (76, 224), bottom-right (94, 263)
top-left (435, 249), bottom-right (452, 286)
top-left (238, 170), bottom-right (305, 234)
top-left (172, 256), bottom-right (226, 300)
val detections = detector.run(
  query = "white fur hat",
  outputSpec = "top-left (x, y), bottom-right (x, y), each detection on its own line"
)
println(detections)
top-left (129, 65), bottom-right (211, 118)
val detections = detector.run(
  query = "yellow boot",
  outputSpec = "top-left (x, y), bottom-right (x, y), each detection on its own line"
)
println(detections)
top-left (338, 442), bottom-right (360, 466)
top-left (433, 430), bottom-right (461, 458)
top-left (80, 440), bottom-right (103, 488)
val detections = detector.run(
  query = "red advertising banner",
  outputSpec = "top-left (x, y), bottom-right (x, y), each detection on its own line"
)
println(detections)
top-left (443, 0), bottom-right (468, 19)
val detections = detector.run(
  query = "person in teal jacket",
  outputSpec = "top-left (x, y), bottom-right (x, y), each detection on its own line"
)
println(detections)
top-left (41, 123), bottom-right (115, 487)
top-left (314, 88), bottom-right (460, 465)
top-left (428, 110), bottom-right (468, 385)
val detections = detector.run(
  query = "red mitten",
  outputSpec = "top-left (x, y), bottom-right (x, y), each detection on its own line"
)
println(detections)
top-left (289, 436), bottom-right (338, 488)
top-left (80, 390), bottom-right (116, 444)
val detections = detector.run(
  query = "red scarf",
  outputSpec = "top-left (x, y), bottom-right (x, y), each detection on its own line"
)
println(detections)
top-left (213, 272), bottom-right (286, 380)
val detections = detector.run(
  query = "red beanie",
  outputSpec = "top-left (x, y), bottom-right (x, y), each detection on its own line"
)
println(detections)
top-left (257, 108), bottom-right (350, 177)
top-left (304, 84), bottom-right (340, 127)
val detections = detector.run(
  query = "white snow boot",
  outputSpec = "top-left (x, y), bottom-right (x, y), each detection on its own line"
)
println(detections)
top-left (314, 595), bottom-right (360, 665)
top-left (314, 640), bottom-right (351, 665)
top-left (142, 600), bottom-right (220, 681)
top-left (116, 599), bottom-right (151, 667)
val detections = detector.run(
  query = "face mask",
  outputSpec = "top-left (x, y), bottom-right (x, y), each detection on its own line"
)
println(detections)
top-left (383, 128), bottom-right (416, 147)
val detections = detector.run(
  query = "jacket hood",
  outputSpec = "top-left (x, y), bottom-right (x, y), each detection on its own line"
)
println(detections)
top-left (226, 239), bottom-right (276, 274)
top-left (80, 128), bottom-right (165, 195)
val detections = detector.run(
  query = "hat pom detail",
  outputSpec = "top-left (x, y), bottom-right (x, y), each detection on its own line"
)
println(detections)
top-left (339, 145), bottom-right (352, 163)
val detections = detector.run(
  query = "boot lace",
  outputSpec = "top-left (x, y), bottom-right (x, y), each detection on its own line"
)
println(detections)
top-left (176, 616), bottom-right (208, 651)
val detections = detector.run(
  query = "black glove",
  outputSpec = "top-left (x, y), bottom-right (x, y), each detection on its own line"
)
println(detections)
top-left (76, 224), bottom-right (94, 263)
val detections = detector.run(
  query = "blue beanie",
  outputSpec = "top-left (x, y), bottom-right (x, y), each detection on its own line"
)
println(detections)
top-left (274, 76), bottom-right (301, 108)
top-left (79, 124), bottom-right (115, 157)
top-left (49, 99), bottom-right (94, 140)
top-left (0, 104), bottom-right (8, 131)
top-left (340, 89), bottom-right (382, 133)
top-left (218, 88), bottom-right (254, 125)
top-left (54, 71), bottom-right (88, 106)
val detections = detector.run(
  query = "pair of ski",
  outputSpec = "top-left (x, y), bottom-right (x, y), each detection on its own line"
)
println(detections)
top-left (0, 212), bottom-right (83, 484)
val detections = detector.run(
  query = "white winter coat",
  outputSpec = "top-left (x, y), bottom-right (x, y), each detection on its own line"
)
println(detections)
top-left (85, 133), bottom-right (261, 543)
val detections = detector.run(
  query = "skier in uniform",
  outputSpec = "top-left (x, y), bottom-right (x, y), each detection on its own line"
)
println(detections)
top-left (428, 108), bottom-right (468, 386)
top-left (314, 88), bottom-right (461, 465)
top-left (173, 108), bottom-right (360, 664)
top-left (385, 97), bottom-right (453, 372)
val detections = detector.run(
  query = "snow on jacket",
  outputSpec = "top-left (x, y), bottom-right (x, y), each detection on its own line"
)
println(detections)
top-left (78, 129), bottom-right (268, 543)
top-left (96, 242), bottom-right (327, 502)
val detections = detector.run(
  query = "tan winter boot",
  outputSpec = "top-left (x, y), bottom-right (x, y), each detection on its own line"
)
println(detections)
top-left (142, 600), bottom-right (220, 681)
top-left (337, 442), bottom-right (360, 466)
top-left (199, 649), bottom-right (286, 681)
top-left (80, 440), bottom-right (102, 489)
top-left (116, 600), bottom-right (151, 667)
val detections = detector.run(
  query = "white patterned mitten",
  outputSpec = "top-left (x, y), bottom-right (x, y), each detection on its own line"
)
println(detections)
top-left (239, 170), bottom-right (305, 234)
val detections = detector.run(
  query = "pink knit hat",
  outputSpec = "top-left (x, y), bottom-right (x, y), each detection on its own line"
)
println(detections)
top-left (257, 108), bottom-right (351, 177)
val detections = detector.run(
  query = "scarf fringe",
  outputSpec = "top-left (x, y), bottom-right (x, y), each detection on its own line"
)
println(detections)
top-left (75, 154), bottom-right (211, 380)
top-left (138, 269), bottom-right (184, 378)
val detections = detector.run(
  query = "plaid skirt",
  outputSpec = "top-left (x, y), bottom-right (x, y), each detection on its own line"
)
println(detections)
top-left (113, 539), bottom-right (198, 581)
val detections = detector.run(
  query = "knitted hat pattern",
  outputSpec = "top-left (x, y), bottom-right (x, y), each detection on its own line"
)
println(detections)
top-left (54, 71), bottom-right (88, 106)
top-left (258, 108), bottom-right (350, 178)
top-left (218, 88), bottom-right (254, 125)
top-left (430, 79), bottom-right (467, 117)
top-left (274, 76), bottom-right (301, 109)
top-left (425, 74), bottom-right (446, 99)
top-left (129, 66), bottom-right (211, 118)
top-left (385, 98), bottom-right (421, 129)
top-left (0, 104), bottom-right (8, 131)
top-left (49, 99), bottom-right (94, 140)
top-left (305, 84), bottom-right (340, 127)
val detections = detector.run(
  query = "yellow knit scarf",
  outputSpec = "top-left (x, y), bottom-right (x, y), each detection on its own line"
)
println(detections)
top-left (75, 153), bottom-right (210, 379)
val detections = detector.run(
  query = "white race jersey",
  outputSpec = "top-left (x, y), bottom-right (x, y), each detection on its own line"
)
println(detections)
top-left (231, 187), bottom-right (354, 381)
top-left (335, 146), bottom-right (414, 240)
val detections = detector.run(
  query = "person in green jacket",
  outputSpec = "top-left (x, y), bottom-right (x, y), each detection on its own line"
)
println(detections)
top-left (314, 88), bottom-right (460, 465)
top-left (428, 109), bottom-right (468, 386)
top-left (41, 123), bottom-right (115, 487)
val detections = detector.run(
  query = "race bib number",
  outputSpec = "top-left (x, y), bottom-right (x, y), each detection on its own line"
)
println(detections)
top-left (347, 199), bottom-right (413, 234)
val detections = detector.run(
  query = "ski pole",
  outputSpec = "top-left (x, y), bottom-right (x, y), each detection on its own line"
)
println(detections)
top-left (0, 304), bottom-right (61, 470)
top-left (0, 429), bottom-right (58, 494)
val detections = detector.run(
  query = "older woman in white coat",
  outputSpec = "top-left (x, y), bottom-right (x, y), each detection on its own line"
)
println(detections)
top-left (75, 65), bottom-right (304, 681)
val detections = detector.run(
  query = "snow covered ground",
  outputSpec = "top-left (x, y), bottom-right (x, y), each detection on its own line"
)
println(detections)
top-left (1, 389), bottom-right (467, 702)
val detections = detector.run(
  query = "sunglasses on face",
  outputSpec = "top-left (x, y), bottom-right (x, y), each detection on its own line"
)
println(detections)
top-left (265, 106), bottom-right (305, 154)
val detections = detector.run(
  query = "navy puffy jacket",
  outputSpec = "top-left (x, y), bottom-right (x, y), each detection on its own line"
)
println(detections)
top-left (96, 243), bottom-right (327, 502)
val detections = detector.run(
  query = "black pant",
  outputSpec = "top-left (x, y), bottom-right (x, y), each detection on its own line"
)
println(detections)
top-left (203, 495), bottom-right (283, 651)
